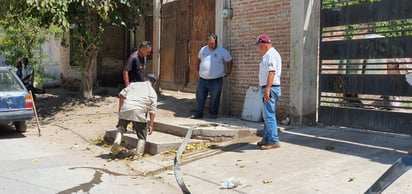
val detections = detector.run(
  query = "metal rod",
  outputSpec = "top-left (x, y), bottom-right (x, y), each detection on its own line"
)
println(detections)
top-left (30, 91), bottom-right (41, 136)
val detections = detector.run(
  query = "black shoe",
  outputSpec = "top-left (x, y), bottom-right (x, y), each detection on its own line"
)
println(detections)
top-left (190, 115), bottom-right (202, 119)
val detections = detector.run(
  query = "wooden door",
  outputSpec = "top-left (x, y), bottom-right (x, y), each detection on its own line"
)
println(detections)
top-left (159, 0), bottom-right (215, 91)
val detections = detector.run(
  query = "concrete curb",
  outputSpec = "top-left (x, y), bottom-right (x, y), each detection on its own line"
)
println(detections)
top-left (104, 130), bottom-right (206, 155)
top-left (104, 117), bottom-right (287, 155)
top-left (105, 118), bottom-right (268, 155)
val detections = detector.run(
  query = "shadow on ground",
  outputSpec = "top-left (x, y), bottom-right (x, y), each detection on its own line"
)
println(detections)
top-left (184, 123), bottom-right (412, 165)
top-left (34, 87), bottom-right (115, 123)
top-left (279, 126), bottom-right (412, 165)
top-left (0, 123), bottom-right (26, 139)
top-left (157, 90), bottom-right (196, 118)
top-left (36, 87), bottom-right (196, 120)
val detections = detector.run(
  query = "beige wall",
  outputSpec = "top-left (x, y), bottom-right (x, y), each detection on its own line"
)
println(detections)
top-left (41, 34), bottom-right (81, 83)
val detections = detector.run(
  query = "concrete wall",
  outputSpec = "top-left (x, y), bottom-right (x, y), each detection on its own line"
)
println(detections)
top-left (216, 0), bottom-right (232, 115)
top-left (41, 37), bottom-right (63, 79)
top-left (289, 0), bottom-right (319, 125)
top-left (59, 33), bottom-right (82, 85)
top-left (40, 35), bottom-right (81, 87)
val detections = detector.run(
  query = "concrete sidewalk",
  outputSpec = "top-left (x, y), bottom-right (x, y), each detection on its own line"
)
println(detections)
top-left (104, 89), bottom-right (412, 193)
top-left (106, 115), bottom-right (412, 193)
top-left (105, 117), bottom-right (266, 155)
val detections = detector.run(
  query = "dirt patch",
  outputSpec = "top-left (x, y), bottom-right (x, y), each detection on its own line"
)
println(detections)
top-left (32, 87), bottom-right (196, 141)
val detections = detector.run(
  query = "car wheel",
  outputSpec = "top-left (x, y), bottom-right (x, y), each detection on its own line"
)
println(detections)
top-left (14, 121), bottom-right (27, 133)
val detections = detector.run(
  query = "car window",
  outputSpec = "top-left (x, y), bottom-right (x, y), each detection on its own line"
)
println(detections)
top-left (0, 71), bottom-right (25, 92)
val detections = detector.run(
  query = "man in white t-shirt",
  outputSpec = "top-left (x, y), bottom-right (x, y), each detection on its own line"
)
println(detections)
top-left (256, 34), bottom-right (282, 150)
top-left (111, 74), bottom-right (158, 158)
top-left (191, 33), bottom-right (233, 119)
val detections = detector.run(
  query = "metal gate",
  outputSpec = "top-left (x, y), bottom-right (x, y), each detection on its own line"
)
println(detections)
top-left (319, 0), bottom-right (412, 134)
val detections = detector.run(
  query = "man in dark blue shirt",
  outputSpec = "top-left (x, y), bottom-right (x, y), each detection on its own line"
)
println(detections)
top-left (122, 41), bottom-right (152, 87)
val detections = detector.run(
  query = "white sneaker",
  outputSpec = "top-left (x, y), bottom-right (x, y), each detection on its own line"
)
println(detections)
top-left (111, 142), bottom-right (119, 155)
top-left (111, 131), bottom-right (123, 155)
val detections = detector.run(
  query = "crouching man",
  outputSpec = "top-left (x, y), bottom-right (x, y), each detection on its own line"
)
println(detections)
top-left (111, 74), bottom-right (158, 158)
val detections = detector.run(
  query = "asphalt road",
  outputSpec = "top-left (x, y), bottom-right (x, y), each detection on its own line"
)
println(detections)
top-left (0, 123), bottom-right (181, 194)
top-left (0, 88), bottom-right (192, 194)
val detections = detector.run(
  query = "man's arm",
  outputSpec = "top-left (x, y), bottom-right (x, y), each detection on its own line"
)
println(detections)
top-left (263, 71), bottom-right (275, 102)
top-left (118, 88), bottom-right (127, 112)
top-left (225, 60), bottom-right (233, 77)
top-left (147, 113), bottom-right (155, 135)
top-left (147, 87), bottom-right (157, 135)
top-left (195, 58), bottom-right (201, 72)
top-left (22, 67), bottom-right (33, 81)
top-left (118, 95), bottom-right (124, 112)
top-left (123, 70), bottom-right (129, 87)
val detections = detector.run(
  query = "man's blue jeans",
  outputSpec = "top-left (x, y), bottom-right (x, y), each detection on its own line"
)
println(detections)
top-left (194, 77), bottom-right (223, 117)
top-left (261, 86), bottom-right (281, 144)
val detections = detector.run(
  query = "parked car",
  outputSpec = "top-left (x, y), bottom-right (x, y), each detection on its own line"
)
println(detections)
top-left (0, 66), bottom-right (34, 132)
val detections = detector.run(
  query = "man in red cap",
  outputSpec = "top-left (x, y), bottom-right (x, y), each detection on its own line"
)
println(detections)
top-left (256, 34), bottom-right (282, 150)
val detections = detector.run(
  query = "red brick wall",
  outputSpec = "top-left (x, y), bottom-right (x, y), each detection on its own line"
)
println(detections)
top-left (228, 0), bottom-right (291, 117)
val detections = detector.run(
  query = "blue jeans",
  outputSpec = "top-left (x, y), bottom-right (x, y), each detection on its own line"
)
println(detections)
top-left (261, 86), bottom-right (281, 144)
top-left (194, 77), bottom-right (223, 117)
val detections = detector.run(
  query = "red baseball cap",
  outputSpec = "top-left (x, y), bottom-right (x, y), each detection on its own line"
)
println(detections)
top-left (256, 34), bottom-right (272, 44)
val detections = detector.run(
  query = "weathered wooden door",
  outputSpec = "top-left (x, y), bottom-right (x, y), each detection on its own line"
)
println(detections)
top-left (319, 0), bottom-right (412, 134)
top-left (159, 0), bottom-right (215, 92)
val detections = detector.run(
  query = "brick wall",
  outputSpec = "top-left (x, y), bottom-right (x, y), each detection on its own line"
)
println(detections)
top-left (229, 0), bottom-right (291, 117)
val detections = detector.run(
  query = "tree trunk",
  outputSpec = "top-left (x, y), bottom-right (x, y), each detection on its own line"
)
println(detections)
top-left (81, 50), bottom-right (98, 99)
